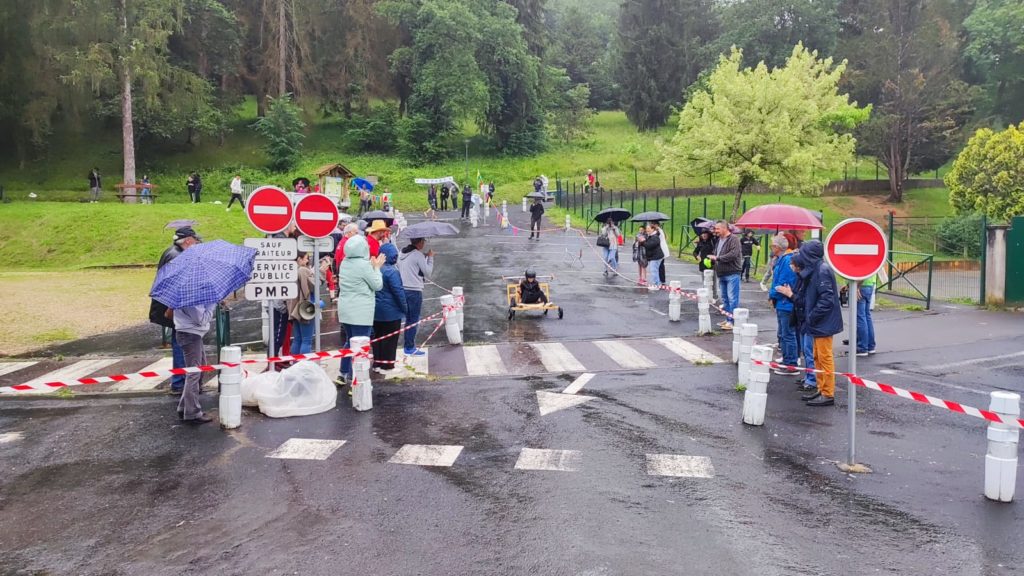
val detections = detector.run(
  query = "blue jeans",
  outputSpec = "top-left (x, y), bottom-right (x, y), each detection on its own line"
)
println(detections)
top-left (170, 330), bottom-right (185, 391)
top-left (719, 273), bottom-right (740, 322)
top-left (602, 246), bottom-right (618, 271)
top-left (801, 332), bottom-right (817, 385)
top-left (776, 310), bottom-right (798, 366)
top-left (272, 308), bottom-right (288, 356)
top-left (404, 290), bottom-right (423, 352)
top-left (290, 320), bottom-right (314, 354)
top-left (341, 323), bottom-right (373, 379)
top-left (857, 286), bottom-right (876, 353)
top-left (647, 258), bottom-right (663, 287)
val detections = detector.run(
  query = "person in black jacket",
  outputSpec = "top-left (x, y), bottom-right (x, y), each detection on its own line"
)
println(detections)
top-left (517, 269), bottom-right (547, 305)
top-left (528, 197), bottom-right (544, 240)
top-left (740, 229), bottom-right (758, 281)
top-left (709, 221), bottom-right (743, 329)
top-left (88, 168), bottom-right (101, 203)
top-left (640, 222), bottom-right (666, 289)
top-left (440, 184), bottom-right (449, 210)
top-left (461, 185), bottom-right (472, 219)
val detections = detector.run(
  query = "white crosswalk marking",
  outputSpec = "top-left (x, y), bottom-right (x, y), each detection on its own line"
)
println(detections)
top-left (594, 340), bottom-right (656, 369)
top-left (267, 438), bottom-right (346, 460)
top-left (0, 361), bottom-right (37, 378)
top-left (646, 454), bottom-right (715, 478)
top-left (655, 338), bottom-right (724, 364)
top-left (464, 345), bottom-right (507, 376)
top-left (18, 358), bottom-right (119, 394)
top-left (514, 448), bottom-right (581, 472)
top-left (109, 357), bottom-right (173, 392)
top-left (389, 444), bottom-right (464, 467)
top-left (529, 342), bottom-right (586, 373)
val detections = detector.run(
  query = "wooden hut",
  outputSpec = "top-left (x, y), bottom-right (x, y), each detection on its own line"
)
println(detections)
top-left (314, 163), bottom-right (356, 208)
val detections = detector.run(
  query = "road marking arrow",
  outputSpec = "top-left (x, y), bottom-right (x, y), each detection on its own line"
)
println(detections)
top-left (562, 372), bottom-right (595, 395)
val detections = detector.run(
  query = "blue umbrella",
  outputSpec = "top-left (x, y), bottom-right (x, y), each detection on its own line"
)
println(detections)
top-left (352, 177), bottom-right (374, 191)
top-left (150, 240), bottom-right (257, 309)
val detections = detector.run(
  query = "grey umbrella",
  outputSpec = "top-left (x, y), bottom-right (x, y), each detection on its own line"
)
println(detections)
top-left (400, 221), bottom-right (460, 239)
top-left (631, 211), bottom-right (671, 222)
top-left (165, 219), bottom-right (197, 229)
top-left (360, 210), bottom-right (394, 227)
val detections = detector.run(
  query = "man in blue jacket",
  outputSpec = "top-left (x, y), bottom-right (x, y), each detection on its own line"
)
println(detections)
top-left (776, 240), bottom-right (843, 407)
top-left (768, 235), bottom-right (799, 377)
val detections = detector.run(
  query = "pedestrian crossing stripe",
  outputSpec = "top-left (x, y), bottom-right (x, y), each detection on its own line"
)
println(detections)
top-left (464, 345), bottom-right (506, 376)
top-left (109, 358), bottom-right (173, 392)
top-left (530, 342), bottom-right (587, 373)
top-left (656, 337), bottom-right (725, 364)
top-left (0, 362), bottom-right (37, 378)
top-left (594, 340), bottom-right (656, 369)
top-left (17, 358), bottom-right (119, 395)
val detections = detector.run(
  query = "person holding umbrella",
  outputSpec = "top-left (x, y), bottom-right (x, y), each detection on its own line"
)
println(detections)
top-left (640, 222), bottom-right (666, 290)
top-left (594, 208), bottom-right (629, 276)
top-left (150, 240), bottom-right (257, 424)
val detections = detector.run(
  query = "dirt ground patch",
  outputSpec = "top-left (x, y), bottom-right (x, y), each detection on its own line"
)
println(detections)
top-left (0, 269), bottom-right (153, 356)
top-left (825, 195), bottom-right (909, 222)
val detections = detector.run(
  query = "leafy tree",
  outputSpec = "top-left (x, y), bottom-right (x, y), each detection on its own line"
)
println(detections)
top-left (964, 0), bottom-right (1024, 125)
top-left (546, 76), bottom-right (594, 144)
top-left (660, 45), bottom-right (870, 220)
top-left (253, 95), bottom-right (306, 171)
top-left (945, 122), bottom-right (1024, 221)
top-left (715, 0), bottom-right (840, 69)
top-left (838, 0), bottom-right (977, 203)
top-left (546, 1), bottom-right (620, 109)
top-left (617, 0), bottom-right (718, 130)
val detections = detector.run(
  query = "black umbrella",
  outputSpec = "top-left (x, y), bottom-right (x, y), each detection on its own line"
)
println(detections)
top-left (360, 210), bottom-right (394, 227)
top-left (525, 192), bottom-right (547, 199)
top-left (631, 211), bottom-right (670, 223)
top-left (690, 217), bottom-right (714, 236)
top-left (594, 207), bottom-right (631, 223)
top-left (400, 221), bottom-right (459, 239)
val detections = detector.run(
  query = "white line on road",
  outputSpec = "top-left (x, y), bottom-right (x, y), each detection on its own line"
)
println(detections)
top-left (537, 390), bottom-right (595, 416)
top-left (562, 373), bottom-right (595, 395)
top-left (253, 205), bottom-right (288, 215)
top-left (648, 308), bottom-right (668, 316)
top-left (267, 438), bottom-right (346, 460)
top-left (833, 244), bottom-right (879, 255)
top-left (0, 431), bottom-right (24, 444)
top-left (17, 358), bottom-right (119, 394)
top-left (930, 351), bottom-right (1024, 371)
top-left (109, 357), bottom-right (172, 391)
top-left (0, 361), bottom-right (37, 378)
top-left (656, 338), bottom-right (724, 364)
top-left (594, 340), bottom-right (656, 369)
top-left (646, 454), bottom-right (715, 478)
top-left (464, 345), bottom-right (507, 376)
top-left (530, 342), bottom-right (586, 373)
top-left (514, 448), bottom-right (581, 472)
top-left (389, 444), bottom-right (464, 467)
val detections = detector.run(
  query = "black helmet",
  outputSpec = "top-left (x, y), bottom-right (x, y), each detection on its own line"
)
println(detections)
top-left (524, 269), bottom-right (536, 279)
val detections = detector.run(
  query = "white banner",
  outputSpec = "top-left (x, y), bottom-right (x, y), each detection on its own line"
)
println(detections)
top-left (414, 176), bottom-right (456, 185)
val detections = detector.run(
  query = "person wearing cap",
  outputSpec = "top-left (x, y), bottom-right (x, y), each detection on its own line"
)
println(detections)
top-left (336, 235), bottom-right (385, 386)
top-left (149, 227), bottom-right (201, 394)
top-left (398, 237), bottom-right (434, 357)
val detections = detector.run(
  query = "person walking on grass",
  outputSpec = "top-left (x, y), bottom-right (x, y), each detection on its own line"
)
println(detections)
top-left (227, 175), bottom-right (245, 211)
top-left (528, 197), bottom-right (544, 240)
top-left (768, 235), bottom-right (799, 376)
top-left (708, 221), bottom-right (742, 330)
top-left (776, 240), bottom-right (843, 407)
top-left (398, 237), bottom-right (434, 357)
top-left (372, 243), bottom-right (407, 373)
top-left (336, 235), bottom-right (385, 387)
top-left (140, 175), bottom-right (152, 204)
top-left (88, 168), bottom-right (102, 203)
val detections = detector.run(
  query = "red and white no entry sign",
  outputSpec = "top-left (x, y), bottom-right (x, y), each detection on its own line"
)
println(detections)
top-left (246, 186), bottom-right (294, 234)
top-left (824, 218), bottom-right (888, 280)
top-left (294, 193), bottom-right (340, 239)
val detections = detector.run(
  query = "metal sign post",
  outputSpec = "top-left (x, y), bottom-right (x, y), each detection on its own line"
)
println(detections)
top-left (847, 278), bottom-right (858, 467)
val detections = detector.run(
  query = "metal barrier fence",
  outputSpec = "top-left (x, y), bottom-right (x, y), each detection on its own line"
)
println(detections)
top-left (880, 252), bottom-right (934, 309)
top-left (885, 213), bottom-right (985, 304)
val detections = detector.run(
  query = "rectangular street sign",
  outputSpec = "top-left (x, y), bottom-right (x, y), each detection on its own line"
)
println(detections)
top-left (245, 282), bottom-right (297, 301)
top-left (297, 235), bottom-right (335, 252)
top-left (250, 260), bottom-right (298, 283)
top-left (244, 237), bottom-right (297, 260)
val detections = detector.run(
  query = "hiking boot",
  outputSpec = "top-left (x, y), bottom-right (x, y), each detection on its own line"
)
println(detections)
top-left (806, 395), bottom-right (835, 407)
top-left (800, 391), bottom-right (821, 402)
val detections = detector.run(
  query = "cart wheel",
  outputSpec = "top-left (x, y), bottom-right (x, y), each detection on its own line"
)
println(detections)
top-left (558, 307), bottom-right (564, 319)
top-left (508, 309), bottom-right (515, 320)
top-left (543, 309), bottom-right (549, 316)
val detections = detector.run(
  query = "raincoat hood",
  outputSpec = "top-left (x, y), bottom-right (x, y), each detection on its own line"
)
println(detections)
top-left (380, 242), bottom-right (399, 265)
top-left (793, 240), bottom-right (824, 276)
top-left (344, 235), bottom-right (370, 260)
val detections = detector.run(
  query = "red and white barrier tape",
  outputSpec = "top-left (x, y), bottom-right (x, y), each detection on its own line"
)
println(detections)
top-left (1, 298), bottom-right (465, 393)
top-left (752, 360), bottom-right (1024, 430)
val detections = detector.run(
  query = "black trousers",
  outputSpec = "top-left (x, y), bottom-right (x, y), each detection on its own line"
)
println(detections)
top-left (530, 218), bottom-right (541, 235)
top-left (228, 193), bottom-right (245, 208)
top-left (441, 196), bottom-right (449, 210)
top-left (372, 319), bottom-right (403, 370)
top-left (461, 200), bottom-right (471, 218)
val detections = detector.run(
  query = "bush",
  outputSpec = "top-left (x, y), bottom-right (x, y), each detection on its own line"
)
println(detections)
top-left (935, 213), bottom-right (984, 258)
top-left (252, 95), bottom-right (306, 172)
top-left (344, 104), bottom-right (400, 153)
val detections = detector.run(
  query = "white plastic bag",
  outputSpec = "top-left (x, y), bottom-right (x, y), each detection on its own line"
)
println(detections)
top-left (240, 370), bottom-right (282, 407)
top-left (255, 361), bottom-right (337, 418)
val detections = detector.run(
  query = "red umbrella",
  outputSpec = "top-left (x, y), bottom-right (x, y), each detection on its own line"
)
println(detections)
top-left (734, 204), bottom-right (823, 230)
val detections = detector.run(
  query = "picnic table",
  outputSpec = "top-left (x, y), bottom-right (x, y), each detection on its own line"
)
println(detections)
top-left (114, 183), bottom-right (158, 203)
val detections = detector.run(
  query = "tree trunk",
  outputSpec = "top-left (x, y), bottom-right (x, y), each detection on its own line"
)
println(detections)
top-left (730, 178), bottom-right (750, 222)
top-left (278, 0), bottom-right (287, 96)
top-left (120, 0), bottom-right (136, 204)
top-left (886, 141), bottom-right (904, 203)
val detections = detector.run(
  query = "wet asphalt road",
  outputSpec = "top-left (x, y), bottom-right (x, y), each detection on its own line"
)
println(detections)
top-left (2, 207), bottom-right (1023, 575)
